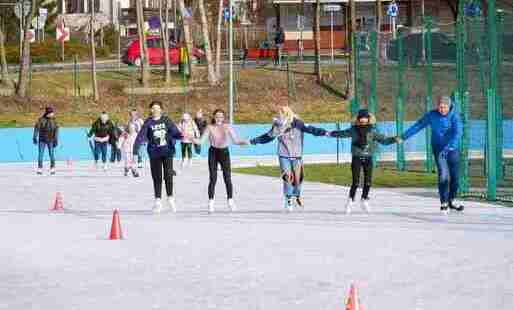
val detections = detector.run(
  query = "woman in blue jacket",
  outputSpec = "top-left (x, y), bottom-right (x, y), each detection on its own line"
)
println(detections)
top-left (400, 95), bottom-right (464, 214)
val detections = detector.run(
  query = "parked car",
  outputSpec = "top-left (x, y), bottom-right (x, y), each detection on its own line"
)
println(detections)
top-left (123, 35), bottom-right (204, 66)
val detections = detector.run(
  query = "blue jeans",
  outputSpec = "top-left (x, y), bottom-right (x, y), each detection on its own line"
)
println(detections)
top-left (94, 141), bottom-right (108, 163)
top-left (110, 143), bottom-right (122, 163)
top-left (434, 149), bottom-right (460, 204)
top-left (279, 157), bottom-right (303, 198)
top-left (38, 142), bottom-right (55, 168)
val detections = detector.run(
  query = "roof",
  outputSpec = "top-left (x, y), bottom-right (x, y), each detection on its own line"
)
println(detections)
top-left (272, 0), bottom-right (380, 3)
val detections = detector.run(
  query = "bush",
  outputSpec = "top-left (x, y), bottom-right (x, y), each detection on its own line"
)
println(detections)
top-left (5, 38), bottom-right (111, 64)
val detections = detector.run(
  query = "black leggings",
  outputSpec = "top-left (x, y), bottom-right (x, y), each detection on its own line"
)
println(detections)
top-left (208, 147), bottom-right (233, 199)
top-left (349, 156), bottom-right (373, 200)
top-left (181, 142), bottom-right (193, 160)
top-left (150, 156), bottom-right (174, 199)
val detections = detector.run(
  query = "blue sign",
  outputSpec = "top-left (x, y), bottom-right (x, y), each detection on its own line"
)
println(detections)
top-left (464, 3), bottom-right (481, 17)
top-left (223, 7), bottom-right (235, 22)
top-left (387, 2), bottom-right (398, 17)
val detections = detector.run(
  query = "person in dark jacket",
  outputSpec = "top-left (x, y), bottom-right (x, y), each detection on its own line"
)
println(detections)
top-left (327, 109), bottom-right (399, 214)
top-left (193, 109), bottom-right (207, 156)
top-left (133, 101), bottom-right (183, 213)
top-left (274, 26), bottom-right (285, 66)
top-left (109, 123), bottom-right (123, 163)
top-left (33, 106), bottom-right (59, 175)
top-left (400, 95), bottom-right (464, 214)
top-left (87, 112), bottom-right (115, 171)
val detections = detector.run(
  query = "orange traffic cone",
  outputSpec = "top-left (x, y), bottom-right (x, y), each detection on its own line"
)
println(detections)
top-left (346, 284), bottom-right (364, 310)
top-left (109, 209), bottom-right (123, 240)
top-left (50, 192), bottom-right (65, 211)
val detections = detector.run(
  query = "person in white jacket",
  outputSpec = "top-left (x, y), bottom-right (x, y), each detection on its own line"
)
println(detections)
top-left (178, 113), bottom-right (200, 169)
top-left (118, 123), bottom-right (140, 177)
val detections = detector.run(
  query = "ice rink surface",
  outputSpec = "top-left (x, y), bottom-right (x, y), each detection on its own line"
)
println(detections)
top-left (1, 159), bottom-right (512, 310)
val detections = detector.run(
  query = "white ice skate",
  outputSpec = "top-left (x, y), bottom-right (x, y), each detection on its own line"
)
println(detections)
top-left (360, 199), bottom-right (371, 213)
top-left (36, 168), bottom-right (43, 175)
top-left (228, 199), bottom-right (236, 211)
top-left (295, 197), bottom-right (304, 209)
top-left (167, 196), bottom-right (177, 212)
top-left (440, 203), bottom-right (449, 215)
top-left (208, 200), bottom-right (215, 213)
top-left (153, 199), bottom-right (163, 214)
top-left (103, 163), bottom-right (108, 172)
top-left (284, 197), bottom-right (294, 212)
top-left (50, 168), bottom-right (56, 175)
top-left (187, 159), bottom-right (192, 167)
top-left (345, 198), bottom-right (354, 215)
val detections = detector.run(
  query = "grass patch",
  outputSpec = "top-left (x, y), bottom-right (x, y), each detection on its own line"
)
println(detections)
top-left (233, 163), bottom-right (439, 188)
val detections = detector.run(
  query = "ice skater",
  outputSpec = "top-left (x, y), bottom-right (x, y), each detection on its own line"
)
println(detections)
top-left (399, 95), bottom-right (464, 214)
top-left (249, 104), bottom-right (327, 211)
top-left (118, 123), bottom-right (140, 177)
top-left (87, 112), bottom-right (115, 171)
top-left (178, 112), bottom-right (199, 169)
top-left (326, 109), bottom-right (399, 214)
top-left (128, 109), bottom-right (145, 168)
top-left (193, 109), bottom-right (249, 213)
top-left (33, 106), bottom-right (59, 175)
top-left (133, 101), bottom-right (183, 213)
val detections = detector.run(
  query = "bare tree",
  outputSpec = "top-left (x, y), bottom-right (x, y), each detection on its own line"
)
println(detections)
top-left (313, 0), bottom-right (322, 83)
top-left (16, 0), bottom-right (36, 97)
top-left (177, 0), bottom-right (195, 80)
top-left (215, 0), bottom-right (223, 78)
top-left (159, 0), bottom-right (172, 84)
top-left (198, 0), bottom-right (218, 85)
top-left (0, 16), bottom-right (12, 88)
top-left (90, 0), bottom-right (99, 101)
top-left (136, 0), bottom-right (150, 86)
top-left (376, 0), bottom-right (383, 63)
top-left (346, 0), bottom-right (357, 100)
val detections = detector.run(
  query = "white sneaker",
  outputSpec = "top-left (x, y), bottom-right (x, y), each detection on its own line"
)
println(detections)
top-left (167, 196), bottom-right (177, 212)
top-left (228, 198), bottom-right (236, 211)
top-left (345, 198), bottom-right (354, 215)
top-left (103, 163), bottom-right (108, 172)
top-left (208, 199), bottom-right (215, 213)
top-left (153, 199), bottom-right (163, 214)
top-left (138, 162), bottom-right (144, 169)
top-left (36, 168), bottom-right (43, 175)
top-left (188, 159), bottom-right (192, 167)
top-left (284, 197), bottom-right (294, 212)
top-left (361, 199), bottom-right (371, 213)
top-left (50, 168), bottom-right (56, 175)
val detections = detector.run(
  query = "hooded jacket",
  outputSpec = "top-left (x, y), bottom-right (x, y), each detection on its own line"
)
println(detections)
top-left (133, 115), bottom-right (183, 159)
top-left (88, 118), bottom-right (115, 140)
top-left (401, 101), bottom-right (462, 154)
top-left (33, 116), bottom-right (59, 144)
top-left (250, 117), bottom-right (327, 158)
top-left (329, 113), bottom-right (397, 157)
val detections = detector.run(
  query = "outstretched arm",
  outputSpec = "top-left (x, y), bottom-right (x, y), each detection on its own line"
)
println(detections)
top-left (373, 131), bottom-right (400, 145)
top-left (133, 121), bottom-right (149, 155)
top-left (227, 126), bottom-right (249, 145)
top-left (293, 119), bottom-right (327, 136)
top-left (328, 127), bottom-right (352, 138)
top-left (33, 119), bottom-right (40, 144)
top-left (167, 119), bottom-right (183, 140)
top-left (401, 113), bottom-right (431, 141)
top-left (250, 123), bottom-right (279, 145)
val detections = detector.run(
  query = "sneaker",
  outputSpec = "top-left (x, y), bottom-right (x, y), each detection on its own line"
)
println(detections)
top-left (153, 199), bottom-right (163, 214)
top-left (440, 203), bottom-right (449, 215)
top-left (208, 199), bottom-right (215, 213)
top-left (124, 167), bottom-right (129, 176)
top-left (345, 198), bottom-right (354, 215)
top-left (284, 197), bottom-right (294, 212)
top-left (36, 168), bottom-right (43, 175)
top-left (295, 197), bottom-right (304, 209)
top-left (103, 164), bottom-right (108, 172)
top-left (167, 196), bottom-right (177, 212)
top-left (449, 201), bottom-right (464, 212)
top-left (138, 162), bottom-right (144, 169)
top-left (360, 199), bottom-right (371, 213)
top-left (50, 168), bottom-right (56, 175)
top-left (228, 198), bottom-right (236, 211)
top-left (131, 169), bottom-right (140, 178)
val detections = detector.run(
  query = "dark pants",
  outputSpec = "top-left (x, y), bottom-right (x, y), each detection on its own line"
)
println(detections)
top-left (349, 156), bottom-right (373, 200)
top-left (181, 142), bottom-right (193, 160)
top-left (38, 142), bottom-right (55, 169)
top-left (434, 150), bottom-right (460, 204)
top-left (194, 144), bottom-right (201, 155)
top-left (110, 144), bottom-right (122, 163)
top-left (94, 141), bottom-right (108, 163)
top-left (150, 156), bottom-right (174, 199)
top-left (208, 147), bottom-right (233, 199)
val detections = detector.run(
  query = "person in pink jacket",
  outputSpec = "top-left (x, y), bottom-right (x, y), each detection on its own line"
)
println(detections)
top-left (178, 112), bottom-right (200, 169)
top-left (118, 123), bottom-right (140, 177)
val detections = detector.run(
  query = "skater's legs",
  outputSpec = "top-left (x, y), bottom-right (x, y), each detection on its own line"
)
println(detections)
top-left (37, 142), bottom-right (46, 168)
top-left (279, 157), bottom-right (295, 198)
top-left (186, 143), bottom-right (193, 160)
top-left (100, 142), bottom-right (108, 163)
top-left (181, 143), bottom-right (187, 161)
top-left (150, 157), bottom-right (163, 198)
top-left (361, 157), bottom-right (373, 199)
top-left (349, 157), bottom-right (363, 200)
top-left (447, 150), bottom-right (460, 203)
top-left (291, 159), bottom-right (303, 197)
top-left (218, 148), bottom-right (233, 199)
top-left (435, 151), bottom-right (450, 204)
top-left (162, 157), bottom-right (174, 197)
top-left (208, 147), bottom-right (219, 199)
top-left (93, 141), bottom-right (101, 162)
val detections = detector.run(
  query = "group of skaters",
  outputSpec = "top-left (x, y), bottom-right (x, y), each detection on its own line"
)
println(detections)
top-left (34, 95), bottom-right (464, 215)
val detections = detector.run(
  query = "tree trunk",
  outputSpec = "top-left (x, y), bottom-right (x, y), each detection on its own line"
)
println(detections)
top-left (0, 17), bottom-right (12, 88)
top-left (313, 0), bottom-right (322, 83)
top-left (215, 0), bottom-right (223, 78)
top-left (346, 0), bottom-right (357, 100)
top-left (16, 0), bottom-right (36, 97)
top-left (160, 0), bottom-right (172, 84)
top-left (376, 0), bottom-right (383, 63)
top-left (136, 0), bottom-right (150, 86)
top-left (198, 0), bottom-right (218, 85)
top-left (177, 0), bottom-right (195, 80)
top-left (90, 0), bottom-right (99, 101)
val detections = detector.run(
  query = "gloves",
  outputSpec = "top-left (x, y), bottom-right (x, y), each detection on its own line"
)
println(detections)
top-left (249, 138), bottom-right (257, 145)
top-left (33, 138), bottom-right (38, 145)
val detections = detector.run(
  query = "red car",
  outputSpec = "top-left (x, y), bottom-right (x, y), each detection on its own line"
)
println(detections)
top-left (123, 35), bottom-right (204, 66)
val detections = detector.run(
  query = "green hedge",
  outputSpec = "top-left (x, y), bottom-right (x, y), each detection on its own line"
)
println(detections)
top-left (5, 38), bottom-right (111, 64)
